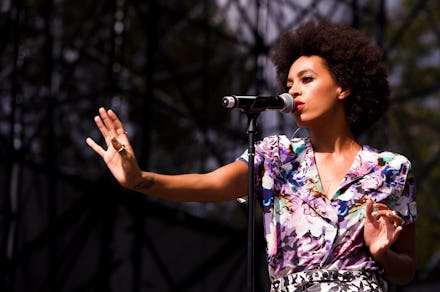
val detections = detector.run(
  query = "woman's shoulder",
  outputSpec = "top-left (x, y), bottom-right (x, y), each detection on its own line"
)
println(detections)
top-left (259, 134), bottom-right (308, 145)
top-left (361, 145), bottom-right (412, 172)
top-left (259, 135), bottom-right (309, 152)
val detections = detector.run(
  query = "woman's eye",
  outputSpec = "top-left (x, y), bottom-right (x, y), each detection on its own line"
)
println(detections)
top-left (302, 77), bottom-right (313, 83)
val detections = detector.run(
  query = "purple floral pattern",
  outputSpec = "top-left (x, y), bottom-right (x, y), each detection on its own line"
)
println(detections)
top-left (239, 135), bottom-right (417, 282)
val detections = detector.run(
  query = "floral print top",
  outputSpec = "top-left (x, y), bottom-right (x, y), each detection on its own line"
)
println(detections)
top-left (238, 135), bottom-right (417, 281)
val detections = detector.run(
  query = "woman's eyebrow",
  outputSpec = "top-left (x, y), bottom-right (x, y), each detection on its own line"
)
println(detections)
top-left (297, 69), bottom-right (316, 76)
top-left (287, 69), bottom-right (316, 83)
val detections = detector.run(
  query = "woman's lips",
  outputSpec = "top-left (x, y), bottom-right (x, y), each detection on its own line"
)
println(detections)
top-left (294, 100), bottom-right (304, 111)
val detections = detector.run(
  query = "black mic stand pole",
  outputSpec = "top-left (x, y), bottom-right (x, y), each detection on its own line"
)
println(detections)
top-left (244, 110), bottom-right (260, 292)
top-left (224, 93), bottom-right (294, 291)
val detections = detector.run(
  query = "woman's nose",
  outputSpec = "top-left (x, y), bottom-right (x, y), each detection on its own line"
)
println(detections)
top-left (288, 85), bottom-right (301, 98)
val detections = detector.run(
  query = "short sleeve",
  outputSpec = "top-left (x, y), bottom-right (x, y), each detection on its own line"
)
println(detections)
top-left (386, 160), bottom-right (417, 226)
top-left (396, 169), bottom-right (417, 225)
top-left (236, 135), bottom-right (287, 205)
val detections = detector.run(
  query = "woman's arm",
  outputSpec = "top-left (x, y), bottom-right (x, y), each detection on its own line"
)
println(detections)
top-left (372, 222), bottom-right (416, 285)
top-left (130, 161), bottom-right (249, 202)
top-left (86, 107), bottom-right (248, 202)
top-left (364, 199), bottom-right (416, 285)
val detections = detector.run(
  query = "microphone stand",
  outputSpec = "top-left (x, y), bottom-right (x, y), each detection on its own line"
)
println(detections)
top-left (222, 93), bottom-right (294, 292)
top-left (243, 110), bottom-right (261, 292)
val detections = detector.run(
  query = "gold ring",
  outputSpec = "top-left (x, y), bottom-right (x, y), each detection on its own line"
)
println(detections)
top-left (117, 144), bottom-right (126, 153)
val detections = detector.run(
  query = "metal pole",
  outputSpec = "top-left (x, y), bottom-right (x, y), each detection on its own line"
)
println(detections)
top-left (246, 113), bottom-right (259, 292)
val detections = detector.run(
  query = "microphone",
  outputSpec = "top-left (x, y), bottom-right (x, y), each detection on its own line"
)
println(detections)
top-left (222, 93), bottom-right (295, 113)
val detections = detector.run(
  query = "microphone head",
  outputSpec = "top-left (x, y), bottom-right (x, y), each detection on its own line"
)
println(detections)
top-left (279, 93), bottom-right (294, 113)
top-left (222, 96), bottom-right (236, 108)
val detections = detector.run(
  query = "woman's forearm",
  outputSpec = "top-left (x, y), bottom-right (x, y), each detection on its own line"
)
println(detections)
top-left (372, 222), bottom-right (417, 285)
top-left (129, 171), bottom-right (227, 201)
top-left (373, 247), bottom-right (416, 285)
top-left (127, 161), bottom-right (249, 202)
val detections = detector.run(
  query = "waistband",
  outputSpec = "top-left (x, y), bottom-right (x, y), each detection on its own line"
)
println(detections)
top-left (271, 269), bottom-right (385, 292)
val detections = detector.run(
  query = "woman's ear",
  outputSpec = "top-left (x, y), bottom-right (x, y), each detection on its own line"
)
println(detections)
top-left (337, 87), bottom-right (352, 100)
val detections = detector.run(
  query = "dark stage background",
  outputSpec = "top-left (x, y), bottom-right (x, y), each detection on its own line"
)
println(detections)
top-left (1, 0), bottom-right (440, 291)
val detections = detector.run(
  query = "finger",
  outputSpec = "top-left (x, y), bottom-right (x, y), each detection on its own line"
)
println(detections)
top-left (365, 199), bottom-right (375, 221)
top-left (385, 209), bottom-right (401, 221)
top-left (107, 109), bottom-right (127, 137)
top-left (374, 210), bottom-right (397, 219)
top-left (394, 226), bottom-right (403, 236)
top-left (390, 213), bottom-right (404, 226)
top-left (372, 203), bottom-right (388, 211)
top-left (373, 209), bottom-right (393, 217)
top-left (391, 219), bottom-right (403, 228)
top-left (111, 137), bottom-right (127, 155)
top-left (99, 107), bottom-right (118, 138)
top-left (389, 225), bottom-right (403, 244)
top-left (86, 137), bottom-right (106, 158)
top-left (94, 114), bottom-right (110, 140)
top-left (375, 210), bottom-right (404, 227)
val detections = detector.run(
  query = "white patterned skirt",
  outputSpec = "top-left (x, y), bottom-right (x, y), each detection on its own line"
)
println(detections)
top-left (270, 269), bottom-right (387, 292)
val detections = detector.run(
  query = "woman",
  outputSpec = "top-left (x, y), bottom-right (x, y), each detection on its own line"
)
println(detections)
top-left (86, 20), bottom-right (416, 291)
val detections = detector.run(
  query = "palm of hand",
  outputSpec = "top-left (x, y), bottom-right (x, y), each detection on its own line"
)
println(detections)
top-left (86, 108), bottom-right (142, 189)
top-left (363, 199), bottom-right (403, 258)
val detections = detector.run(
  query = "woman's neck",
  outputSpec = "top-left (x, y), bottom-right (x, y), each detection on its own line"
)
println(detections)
top-left (310, 127), bottom-right (361, 198)
top-left (310, 127), bottom-right (359, 156)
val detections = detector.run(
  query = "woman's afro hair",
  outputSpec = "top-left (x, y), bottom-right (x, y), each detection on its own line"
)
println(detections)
top-left (271, 19), bottom-right (390, 136)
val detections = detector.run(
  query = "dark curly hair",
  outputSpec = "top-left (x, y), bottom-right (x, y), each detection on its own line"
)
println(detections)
top-left (271, 19), bottom-right (390, 136)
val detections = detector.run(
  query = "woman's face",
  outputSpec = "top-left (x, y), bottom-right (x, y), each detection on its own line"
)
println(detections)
top-left (287, 55), bottom-right (347, 130)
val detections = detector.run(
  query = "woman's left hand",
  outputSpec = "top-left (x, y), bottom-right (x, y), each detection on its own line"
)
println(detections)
top-left (364, 199), bottom-right (403, 259)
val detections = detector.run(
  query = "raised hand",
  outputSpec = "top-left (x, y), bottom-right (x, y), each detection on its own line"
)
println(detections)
top-left (86, 107), bottom-right (142, 189)
top-left (363, 199), bottom-right (403, 259)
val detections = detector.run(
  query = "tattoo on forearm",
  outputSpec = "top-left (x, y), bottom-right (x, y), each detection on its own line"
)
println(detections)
top-left (133, 175), bottom-right (155, 190)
